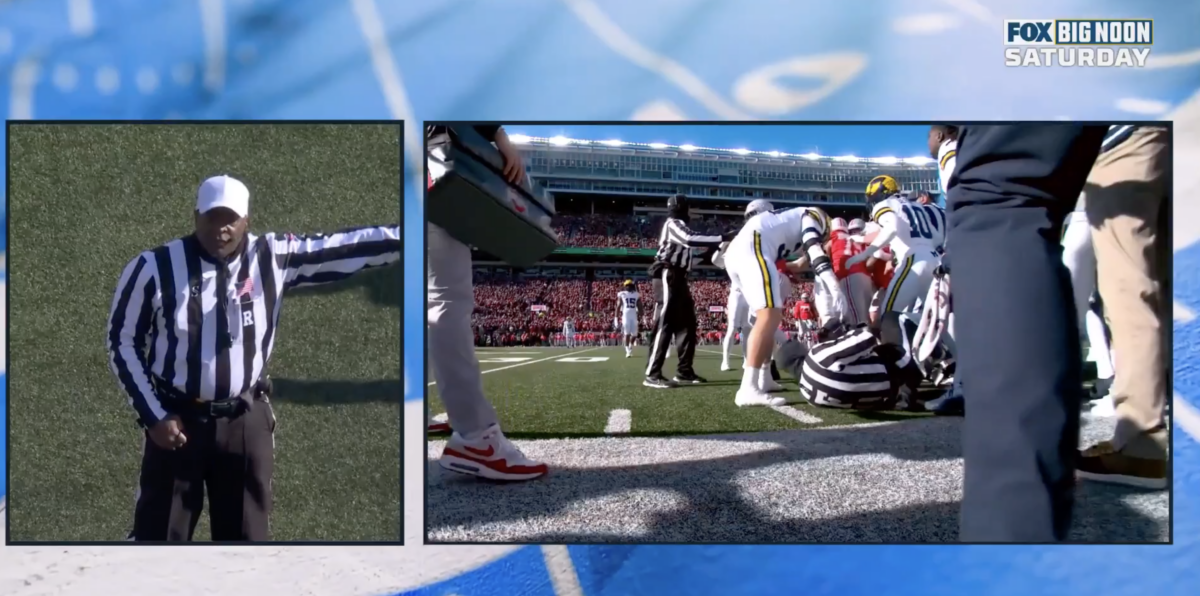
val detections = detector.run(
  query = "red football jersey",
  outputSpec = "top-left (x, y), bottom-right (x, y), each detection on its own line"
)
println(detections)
top-left (830, 230), bottom-right (870, 279)
top-left (794, 301), bottom-right (815, 321)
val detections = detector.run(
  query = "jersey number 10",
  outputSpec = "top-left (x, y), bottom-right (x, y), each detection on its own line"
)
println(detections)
top-left (901, 204), bottom-right (940, 240)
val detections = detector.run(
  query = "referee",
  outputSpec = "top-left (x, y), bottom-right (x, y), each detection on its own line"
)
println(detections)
top-left (643, 193), bottom-right (733, 388)
top-left (106, 175), bottom-right (401, 541)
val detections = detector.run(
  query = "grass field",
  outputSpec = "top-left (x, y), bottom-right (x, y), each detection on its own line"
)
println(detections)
top-left (7, 124), bottom-right (402, 542)
top-left (427, 346), bottom-right (936, 438)
top-left (426, 346), bottom-right (1168, 543)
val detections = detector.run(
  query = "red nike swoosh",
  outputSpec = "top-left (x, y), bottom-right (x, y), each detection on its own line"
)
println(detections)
top-left (464, 444), bottom-right (495, 457)
top-left (512, 199), bottom-right (526, 213)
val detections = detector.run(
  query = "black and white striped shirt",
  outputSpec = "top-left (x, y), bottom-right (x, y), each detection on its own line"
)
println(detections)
top-left (800, 327), bottom-right (893, 409)
top-left (654, 217), bottom-right (723, 271)
top-left (106, 226), bottom-right (401, 426)
top-left (1101, 124), bottom-right (1136, 154)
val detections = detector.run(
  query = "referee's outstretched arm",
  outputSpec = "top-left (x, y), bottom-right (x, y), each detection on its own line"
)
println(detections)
top-left (106, 253), bottom-right (169, 428)
top-left (272, 225), bottom-right (402, 289)
top-left (665, 218), bottom-right (723, 248)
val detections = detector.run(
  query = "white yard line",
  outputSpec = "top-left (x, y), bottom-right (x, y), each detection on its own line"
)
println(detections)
top-left (604, 409), bottom-right (632, 434)
top-left (541, 545), bottom-right (585, 596)
top-left (769, 404), bottom-right (823, 424)
top-left (1176, 301), bottom-right (1196, 323)
top-left (67, 0), bottom-right (97, 37)
top-left (8, 57), bottom-right (40, 119)
top-left (197, 0), bottom-right (227, 92)
top-left (348, 0), bottom-right (424, 211)
top-left (427, 347), bottom-right (601, 386)
top-left (1175, 393), bottom-right (1200, 444)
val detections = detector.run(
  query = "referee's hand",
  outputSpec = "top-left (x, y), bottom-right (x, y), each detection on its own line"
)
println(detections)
top-left (149, 415), bottom-right (188, 450)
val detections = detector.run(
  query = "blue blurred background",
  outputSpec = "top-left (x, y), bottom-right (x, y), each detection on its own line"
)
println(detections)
top-left (0, 0), bottom-right (1198, 594)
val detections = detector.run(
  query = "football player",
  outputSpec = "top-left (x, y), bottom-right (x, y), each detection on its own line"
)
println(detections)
top-left (929, 125), bottom-right (959, 196)
top-left (848, 175), bottom-right (945, 318)
top-left (722, 203), bottom-right (847, 406)
top-left (563, 317), bottom-right (576, 348)
top-left (616, 279), bottom-right (641, 358)
top-left (829, 217), bottom-right (875, 327)
top-left (713, 200), bottom-right (773, 371)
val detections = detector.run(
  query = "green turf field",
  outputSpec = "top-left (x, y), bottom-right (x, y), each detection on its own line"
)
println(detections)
top-left (427, 346), bottom-right (939, 438)
top-left (7, 123), bottom-right (402, 542)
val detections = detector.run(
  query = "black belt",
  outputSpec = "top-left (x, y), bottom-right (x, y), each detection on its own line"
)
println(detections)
top-left (152, 377), bottom-right (272, 421)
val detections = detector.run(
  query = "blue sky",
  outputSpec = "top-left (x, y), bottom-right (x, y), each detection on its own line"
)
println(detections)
top-left (506, 125), bottom-right (935, 159)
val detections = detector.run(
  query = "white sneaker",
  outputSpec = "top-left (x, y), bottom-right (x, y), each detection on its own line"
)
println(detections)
top-left (735, 388), bottom-right (787, 407)
top-left (721, 361), bottom-right (733, 371)
top-left (439, 424), bottom-right (549, 481)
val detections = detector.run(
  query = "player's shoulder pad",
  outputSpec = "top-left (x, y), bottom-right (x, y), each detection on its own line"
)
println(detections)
top-left (870, 199), bottom-right (897, 223)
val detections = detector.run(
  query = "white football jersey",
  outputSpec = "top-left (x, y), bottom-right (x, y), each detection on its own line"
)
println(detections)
top-left (617, 290), bottom-right (640, 312)
top-left (937, 139), bottom-right (957, 195)
top-left (563, 320), bottom-right (573, 332)
top-left (870, 195), bottom-right (947, 255)
top-left (743, 206), bottom-right (834, 278)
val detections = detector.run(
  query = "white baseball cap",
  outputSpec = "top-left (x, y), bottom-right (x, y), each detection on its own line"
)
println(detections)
top-left (197, 175), bottom-right (250, 218)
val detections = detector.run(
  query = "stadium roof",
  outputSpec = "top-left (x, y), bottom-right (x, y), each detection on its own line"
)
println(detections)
top-left (508, 134), bottom-right (937, 167)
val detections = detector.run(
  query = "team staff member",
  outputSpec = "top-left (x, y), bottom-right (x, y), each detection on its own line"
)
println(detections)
top-left (107, 175), bottom-right (401, 541)
top-left (947, 124), bottom-right (1107, 542)
top-left (644, 193), bottom-right (732, 388)
top-left (426, 125), bottom-right (550, 482)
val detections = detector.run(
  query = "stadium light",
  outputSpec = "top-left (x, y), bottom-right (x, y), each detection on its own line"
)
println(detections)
top-left (732, 148), bottom-right (750, 155)
top-left (874, 156), bottom-right (899, 165)
top-left (649, 142), bottom-right (668, 149)
top-left (903, 156), bottom-right (935, 165)
top-left (680, 144), bottom-right (697, 151)
top-left (600, 139), bottom-right (624, 146)
top-left (508, 134), bottom-right (532, 144)
top-left (801, 153), bottom-right (820, 160)
top-left (549, 135), bottom-right (570, 146)
top-left (835, 155), bottom-right (858, 162)
top-left (767, 151), bottom-right (781, 158)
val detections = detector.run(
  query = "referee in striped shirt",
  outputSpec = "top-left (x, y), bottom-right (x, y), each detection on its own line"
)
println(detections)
top-left (643, 193), bottom-right (733, 388)
top-left (107, 175), bottom-right (401, 541)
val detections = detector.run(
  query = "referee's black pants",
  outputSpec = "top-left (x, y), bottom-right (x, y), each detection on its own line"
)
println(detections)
top-left (948, 124), bottom-right (1106, 542)
top-left (131, 382), bottom-right (276, 541)
top-left (645, 268), bottom-right (698, 379)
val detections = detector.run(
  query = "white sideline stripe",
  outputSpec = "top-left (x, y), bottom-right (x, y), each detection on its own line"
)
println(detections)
top-left (476, 351), bottom-right (543, 355)
top-left (541, 545), bottom-right (585, 596)
top-left (67, 0), bottom-right (97, 36)
top-left (1175, 393), bottom-right (1200, 444)
top-left (604, 409), bottom-right (632, 434)
top-left (427, 347), bottom-right (601, 386)
top-left (348, 0), bottom-right (424, 218)
top-left (769, 405), bottom-right (823, 424)
top-left (1176, 301), bottom-right (1196, 323)
top-left (197, 0), bottom-right (227, 92)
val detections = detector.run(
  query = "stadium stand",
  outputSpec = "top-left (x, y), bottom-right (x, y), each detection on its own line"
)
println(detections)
top-left (469, 136), bottom-right (940, 347)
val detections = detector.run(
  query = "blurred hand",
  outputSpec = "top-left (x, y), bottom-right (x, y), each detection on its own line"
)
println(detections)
top-left (148, 415), bottom-right (187, 450)
top-left (494, 128), bottom-right (526, 185)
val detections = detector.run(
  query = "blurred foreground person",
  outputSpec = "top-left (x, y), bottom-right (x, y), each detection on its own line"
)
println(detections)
top-left (1076, 125), bottom-right (1170, 490)
top-left (948, 124), bottom-right (1107, 542)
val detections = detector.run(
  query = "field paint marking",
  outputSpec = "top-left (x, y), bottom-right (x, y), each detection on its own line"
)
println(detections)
top-left (560, 0), bottom-right (753, 120)
top-left (477, 357), bottom-right (533, 364)
top-left (348, 0), bottom-right (424, 217)
top-left (197, 0), bottom-right (227, 92)
top-left (67, 0), bottom-right (97, 36)
top-left (556, 356), bottom-right (610, 363)
top-left (427, 347), bottom-right (602, 386)
top-left (1176, 301), bottom-right (1196, 323)
top-left (604, 409), bottom-right (632, 434)
top-left (541, 545), bottom-right (585, 596)
top-left (769, 405), bottom-right (823, 424)
top-left (1176, 393), bottom-right (1200, 444)
top-left (9, 58), bottom-right (40, 119)
top-left (475, 351), bottom-right (543, 354)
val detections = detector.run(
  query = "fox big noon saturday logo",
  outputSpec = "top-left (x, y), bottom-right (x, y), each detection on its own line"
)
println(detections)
top-left (1004, 19), bottom-right (1153, 67)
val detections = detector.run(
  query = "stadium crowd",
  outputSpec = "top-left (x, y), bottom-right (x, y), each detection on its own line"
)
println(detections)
top-left (471, 267), bottom-right (815, 347)
top-left (552, 213), bottom-right (740, 249)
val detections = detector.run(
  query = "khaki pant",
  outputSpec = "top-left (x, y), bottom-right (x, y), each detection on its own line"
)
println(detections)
top-left (1084, 126), bottom-right (1170, 459)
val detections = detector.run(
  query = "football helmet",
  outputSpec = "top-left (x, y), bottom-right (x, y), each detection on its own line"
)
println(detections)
top-left (745, 199), bottom-right (774, 219)
top-left (865, 175), bottom-right (900, 203)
